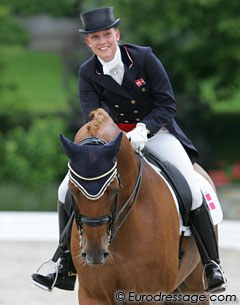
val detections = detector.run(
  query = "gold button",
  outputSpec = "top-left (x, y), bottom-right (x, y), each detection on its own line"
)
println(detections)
top-left (141, 88), bottom-right (146, 92)
top-left (120, 113), bottom-right (124, 116)
top-left (124, 120), bottom-right (129, 123)
top-left (133, 110), bottom-right (139, 114)
top-left (131, 100), bottom-right (136, 104)
top-left (136, 118), bottom-right (140, 122)
top-left (114, 104), bottom-right (119, 108)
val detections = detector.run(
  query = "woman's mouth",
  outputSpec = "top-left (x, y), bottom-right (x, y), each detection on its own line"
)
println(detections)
top-left (99, 46), bottom-right (109, 51)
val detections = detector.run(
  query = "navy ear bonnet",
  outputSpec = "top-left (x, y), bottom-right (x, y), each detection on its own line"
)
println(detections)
top-left (59, 133), bottom-right (123, 200)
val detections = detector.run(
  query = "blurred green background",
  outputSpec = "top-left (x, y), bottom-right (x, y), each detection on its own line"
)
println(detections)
top-left (0, 0), bottom-right (239, 211)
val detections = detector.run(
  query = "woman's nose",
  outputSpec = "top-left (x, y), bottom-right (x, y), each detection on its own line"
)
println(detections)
top-left (99, 35), bottom-right (106, 44)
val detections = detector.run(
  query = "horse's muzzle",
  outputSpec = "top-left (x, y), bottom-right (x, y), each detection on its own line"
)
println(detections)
top-left (81, 249), bottom-right (110, 265)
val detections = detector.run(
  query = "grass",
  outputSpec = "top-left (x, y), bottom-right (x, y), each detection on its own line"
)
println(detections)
top-left (4, 50), bottom-right (70, 114)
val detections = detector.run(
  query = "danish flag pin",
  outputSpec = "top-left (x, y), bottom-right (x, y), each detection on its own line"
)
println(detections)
top-left (135, 78), bottom-right (146, 87)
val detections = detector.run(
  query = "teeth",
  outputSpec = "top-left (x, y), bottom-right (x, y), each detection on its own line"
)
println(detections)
top-left (100, 47), bottom-right (108, 50)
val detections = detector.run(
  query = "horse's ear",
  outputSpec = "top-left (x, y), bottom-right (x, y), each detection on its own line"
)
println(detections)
top-left (103, 132), bottom-right (123, 158)
top-left (59, 134), bottom-right (80, 159)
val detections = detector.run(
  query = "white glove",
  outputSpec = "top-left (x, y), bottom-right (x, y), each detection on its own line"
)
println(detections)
top-left (126, 123), bottom-right (149, 152)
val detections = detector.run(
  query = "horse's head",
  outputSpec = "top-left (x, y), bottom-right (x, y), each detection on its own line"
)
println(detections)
top-left (60, 131), bottom-right (123, 265)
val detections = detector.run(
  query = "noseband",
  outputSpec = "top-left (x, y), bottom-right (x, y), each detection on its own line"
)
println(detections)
top-left (70, 136), bottom-right (142, 243)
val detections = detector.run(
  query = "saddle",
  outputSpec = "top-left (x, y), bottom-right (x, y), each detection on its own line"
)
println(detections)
top-left (144, 149), bottom-right (192, 227)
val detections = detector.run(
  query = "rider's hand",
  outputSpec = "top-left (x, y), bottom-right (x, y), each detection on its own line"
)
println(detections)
top-left (126, 123), bottom-right (149, 152)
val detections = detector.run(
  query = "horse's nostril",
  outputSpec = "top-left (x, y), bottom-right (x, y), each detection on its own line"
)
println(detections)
top-left (81, 250), bottom-right (109, 264)
top-left (104, 252), bottom-right (109, 259)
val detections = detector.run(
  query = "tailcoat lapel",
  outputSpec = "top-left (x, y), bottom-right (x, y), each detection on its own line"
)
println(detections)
top-left (91, 73), bottom-right (132, 99)
top-left (122, 63), bottom-right (141, 88)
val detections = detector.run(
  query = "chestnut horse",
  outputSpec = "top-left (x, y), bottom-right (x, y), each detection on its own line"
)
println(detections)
top-left (62, 109), bottom-right (213, 305)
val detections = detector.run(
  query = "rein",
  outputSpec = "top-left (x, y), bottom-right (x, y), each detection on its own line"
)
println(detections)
top-left (109, 157), bottom-right (142, 242)
top-left (72, 149), bottom-right (142, 243)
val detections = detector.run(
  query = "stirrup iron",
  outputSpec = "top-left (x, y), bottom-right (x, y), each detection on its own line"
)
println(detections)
top-left (31, 259), bottom-right (59, 292)
top-left (202, 260), bottom-right (227, 293)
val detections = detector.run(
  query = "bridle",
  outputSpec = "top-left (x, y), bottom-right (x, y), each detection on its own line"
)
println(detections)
top-left (69, 136), bottom-right (143, 243)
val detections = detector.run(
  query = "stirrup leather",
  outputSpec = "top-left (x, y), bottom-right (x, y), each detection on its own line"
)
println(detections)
top-left (32, 259), bottom-right (59, 292)
top-left (202, 260), bottom-right (227, 293)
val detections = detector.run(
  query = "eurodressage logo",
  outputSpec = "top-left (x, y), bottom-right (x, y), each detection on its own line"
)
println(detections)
top-left (114, 291), bottom-right (238, 303)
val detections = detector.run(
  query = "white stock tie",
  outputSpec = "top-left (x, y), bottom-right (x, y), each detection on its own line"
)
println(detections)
top-left (98, 47), bottom-right (124, 85)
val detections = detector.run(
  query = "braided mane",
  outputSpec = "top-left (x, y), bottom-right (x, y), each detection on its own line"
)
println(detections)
top-left (74, 108), bottom-right (119, 143)
top-left (88, 109), bottom-right (111, 136)
top-left (90, 108), bottom-right (109, 128)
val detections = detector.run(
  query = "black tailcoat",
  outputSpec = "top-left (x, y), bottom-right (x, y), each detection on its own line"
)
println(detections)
top-left (78, 43), bottom-right (198, 162)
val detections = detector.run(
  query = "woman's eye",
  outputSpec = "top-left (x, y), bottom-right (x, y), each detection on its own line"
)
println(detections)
top-left (91, 35), bottom-right (97, 40)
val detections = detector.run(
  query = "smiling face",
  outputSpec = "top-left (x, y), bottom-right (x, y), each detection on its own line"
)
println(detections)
top-left (85, 28), bottom-right (120, 62)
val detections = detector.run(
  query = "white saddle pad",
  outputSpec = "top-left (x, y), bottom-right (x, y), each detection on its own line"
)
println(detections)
top-left (146, 160), bottom-right (223, 236)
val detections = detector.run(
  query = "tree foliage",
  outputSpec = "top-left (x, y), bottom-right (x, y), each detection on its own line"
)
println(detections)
top-left (0, 5), bottom-right (29, 117)
top-left (0, 6), bottom-right (29, 45)
top-left (0, 0), bottom-right (79, 17)
top-left (0, 118), bottom-right (67, 188)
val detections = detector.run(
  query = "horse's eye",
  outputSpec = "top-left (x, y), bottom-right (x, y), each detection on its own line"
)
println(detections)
top-left (107, 187), bottom-right (118, 196)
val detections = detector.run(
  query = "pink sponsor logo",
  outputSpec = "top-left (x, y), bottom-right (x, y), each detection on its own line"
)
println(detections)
top-left (205, 193), bottom-right (216, 210)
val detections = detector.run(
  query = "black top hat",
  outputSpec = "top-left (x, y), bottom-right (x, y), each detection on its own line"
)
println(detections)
top-left (79, 7), bottom-right (121, 34)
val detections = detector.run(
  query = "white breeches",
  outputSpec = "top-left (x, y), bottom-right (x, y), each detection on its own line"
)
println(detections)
top-left (145, 128), bottom-right (202, 210)
top-left (58, 173), bottom-right (69, 204)
top-left (58, 129), bottom-right (203, 210)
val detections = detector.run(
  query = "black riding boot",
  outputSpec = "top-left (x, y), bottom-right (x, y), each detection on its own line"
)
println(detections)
top-left (189, 200), bottom-right (227, 293)
top-left (31, 201), bottom-right (76, 291)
